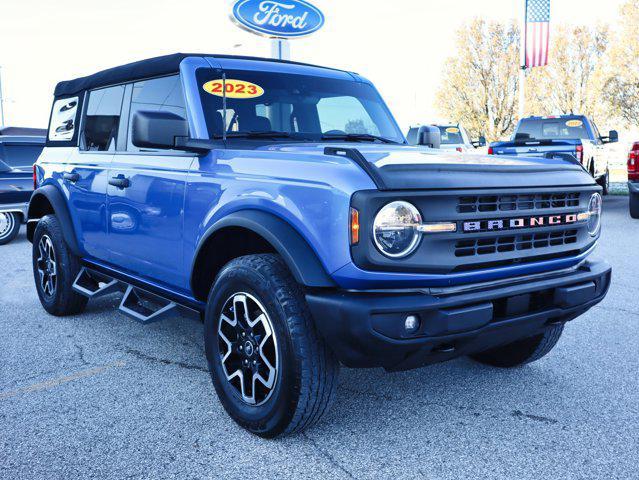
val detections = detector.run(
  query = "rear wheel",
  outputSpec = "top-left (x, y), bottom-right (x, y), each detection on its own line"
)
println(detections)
top-left (597, 168), bottom-right (610, 195)
top-left (0, 212), bottom-right (21, 245)
top-left (630, 192), bottom-right (639, 219)
top-left (32, 215), bottom-right (87, 316)
top-left (204, 254), bottom-right (339, 438)
top-left (470, 324), bottom-right (564, 368)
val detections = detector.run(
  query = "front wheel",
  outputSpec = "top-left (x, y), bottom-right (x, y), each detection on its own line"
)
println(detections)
top-left (0, 212), bottom-right (22, 245)
top-left (470, 324), bottom-right (564, 368)
top-left (204, 254), bottom-right (339, 438)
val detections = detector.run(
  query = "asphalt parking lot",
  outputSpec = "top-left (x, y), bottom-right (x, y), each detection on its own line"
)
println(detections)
top-left (1, 196), bottom-right (637, 480)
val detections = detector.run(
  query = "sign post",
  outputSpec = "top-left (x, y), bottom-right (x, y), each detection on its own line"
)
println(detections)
top-left (230, 0), bottom-right (325, 60)
top-left (271, 38), bottom-right (290, 61)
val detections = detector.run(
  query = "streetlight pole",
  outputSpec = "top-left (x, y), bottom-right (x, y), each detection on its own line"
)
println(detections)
top-left (0, 66), bottom-right (5, 128)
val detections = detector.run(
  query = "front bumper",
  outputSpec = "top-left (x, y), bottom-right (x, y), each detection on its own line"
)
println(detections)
top-left (0, 202), bottom-right (28, 220)
top-left (307, 259), bottom-right (611, 371)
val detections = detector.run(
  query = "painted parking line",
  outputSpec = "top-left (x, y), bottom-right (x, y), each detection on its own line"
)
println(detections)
top-left (0, 361), bottom-right (126, 401)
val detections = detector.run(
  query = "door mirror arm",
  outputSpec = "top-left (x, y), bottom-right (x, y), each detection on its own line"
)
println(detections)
top-left (173, 137), bottom-right (217, 154)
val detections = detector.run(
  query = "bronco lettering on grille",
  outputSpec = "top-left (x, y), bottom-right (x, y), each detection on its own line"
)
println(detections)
top-left (463, 213), bottom-right (580, 233)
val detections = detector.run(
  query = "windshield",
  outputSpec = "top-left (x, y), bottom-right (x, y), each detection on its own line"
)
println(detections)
top-left (515, 117), bottom-right (591, 142)
top-left (196, 68), bottom-right (404, 144)
top-left (436, 126), bottom-right (464, 145)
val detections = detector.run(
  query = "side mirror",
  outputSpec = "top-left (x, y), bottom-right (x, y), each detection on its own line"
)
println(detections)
top-left (472, 135), bottom-right (486, 148)
top-left (604, 130), bottom-right (618, 144)
top-left (132, 111), bottom-right (189, 150)
top-left (417, 126), bottom-right (441, 149)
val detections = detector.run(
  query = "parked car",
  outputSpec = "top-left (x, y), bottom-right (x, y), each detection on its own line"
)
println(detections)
top-left (629, 142), bottom-right (639, 219)
top-left (29, 54), bottom-right (611, 437)
top-left (407, 123), bottom-right (485, 152)
top-left (0, 128), bottom-right (46, 244)
top-left (489, 115), bottom-right (617, 194)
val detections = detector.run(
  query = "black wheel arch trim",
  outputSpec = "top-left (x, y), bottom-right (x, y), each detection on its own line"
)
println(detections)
top-left (27, 185), bottom-right (82, 256)
top-left (191, 210), bottom-right (336, 290)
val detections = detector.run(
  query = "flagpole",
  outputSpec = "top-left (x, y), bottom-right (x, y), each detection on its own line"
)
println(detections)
top-left (519, 68), bottom-right (526, 119)
top-left (519, 0), bottom-right (527, 119)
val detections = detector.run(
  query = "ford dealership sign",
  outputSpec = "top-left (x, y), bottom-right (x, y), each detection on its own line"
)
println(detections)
top-left (231, 0), bottom-right (325, 38)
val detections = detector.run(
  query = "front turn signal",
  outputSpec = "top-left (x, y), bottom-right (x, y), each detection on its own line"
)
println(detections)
top-left (350, 208), bottom-right (360, 245)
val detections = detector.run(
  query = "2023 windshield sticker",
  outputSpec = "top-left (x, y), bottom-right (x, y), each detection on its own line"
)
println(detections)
top-left (202, 79), bottom-right (264, 99)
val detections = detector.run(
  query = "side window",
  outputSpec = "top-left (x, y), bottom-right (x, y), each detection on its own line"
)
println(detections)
top-left (127, 75), bottom-right (187, 152)
top-left (316, 96), bottom-right (380, 136)
top-left (48, 97), bottom-right (79, 141)
top-left (82, 85), bottom-right (125, 152)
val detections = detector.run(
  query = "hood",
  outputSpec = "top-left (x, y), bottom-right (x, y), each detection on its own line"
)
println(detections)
top-left (261, 143), bottom-right (594, 190)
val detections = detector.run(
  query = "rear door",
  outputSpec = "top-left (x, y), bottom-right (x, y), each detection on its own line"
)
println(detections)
top-left (64, 86), bottom-right (125, 260)
top-left (106, 75), bottom-right (194, 289)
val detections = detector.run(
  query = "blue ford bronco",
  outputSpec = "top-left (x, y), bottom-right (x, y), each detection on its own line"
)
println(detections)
top-left (29, 54), bottom-right (611, 437)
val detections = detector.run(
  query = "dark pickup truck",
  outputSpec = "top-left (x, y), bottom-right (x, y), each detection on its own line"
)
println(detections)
top-left (489, 115), bottom-right (617, 194)
top-left (0, 128), bottom-right (46, 244)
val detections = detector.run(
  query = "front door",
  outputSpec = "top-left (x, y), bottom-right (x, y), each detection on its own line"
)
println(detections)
top-left (105, 75), bottom-right (194, 290)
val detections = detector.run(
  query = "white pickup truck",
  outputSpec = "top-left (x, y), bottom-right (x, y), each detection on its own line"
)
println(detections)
top-left (489, 115), bottom-right (618, 194)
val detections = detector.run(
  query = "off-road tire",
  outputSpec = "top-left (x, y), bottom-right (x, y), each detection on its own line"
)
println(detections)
top-left (597, 168), bottom-right (610, 195)
top-left (0, 212), bottom-right (21, 245)
top-left (32, 215), bottom-right (88, 316)
top-left (630, 192), bottom-right (639, 219)
top-left (204, 254), bottom-right (339, 438)
top-left (470, 324), bottom-right (564, 368)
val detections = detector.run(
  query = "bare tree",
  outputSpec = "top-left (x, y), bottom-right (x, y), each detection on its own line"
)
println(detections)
top-left (435, 19), bottom-right (520, 142)
top-left (602, 0), bottom-right (639, 128)
top-left (525, 25), bottom-right (609, 122)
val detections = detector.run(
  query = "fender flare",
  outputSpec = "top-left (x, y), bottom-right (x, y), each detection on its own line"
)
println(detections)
top-left (191, 210), bottom-right (335, 290)
top-left (27, 185), bottom-right (82, 256)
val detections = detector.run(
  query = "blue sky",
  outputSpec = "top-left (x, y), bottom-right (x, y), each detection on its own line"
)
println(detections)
top-left (0, 0), bottom-right (625, 129)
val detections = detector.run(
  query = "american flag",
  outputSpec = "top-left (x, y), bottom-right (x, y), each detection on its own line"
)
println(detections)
top-left (524, 0), bottom-right (551, 68)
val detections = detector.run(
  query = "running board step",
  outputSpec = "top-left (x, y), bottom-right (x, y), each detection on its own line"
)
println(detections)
top-left (118, 285), bottom-right (178, 324)
top-left (73, 267), bottom-right (120, 299)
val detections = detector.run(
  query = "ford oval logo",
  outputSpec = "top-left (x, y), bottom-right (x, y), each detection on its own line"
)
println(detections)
top-left (231, 0), bottom-right (325, 38)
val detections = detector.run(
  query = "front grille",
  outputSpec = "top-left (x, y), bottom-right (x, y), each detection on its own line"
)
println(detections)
top-left (457, 192), bottom-right (580, 213)
top-left (455, 229), bottom-right (579, 257)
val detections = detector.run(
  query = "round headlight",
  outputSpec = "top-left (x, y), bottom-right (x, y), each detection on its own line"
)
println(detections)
top-left (373, 201), bottom-right (422, 258)
top-left (587, 193), bottom-right (602, 236)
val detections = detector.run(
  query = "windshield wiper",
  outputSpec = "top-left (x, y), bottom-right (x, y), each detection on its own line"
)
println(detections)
top-left (321, 133), bottom-right (399, 144)
top-left (216, 131), bottom-right (293, 139)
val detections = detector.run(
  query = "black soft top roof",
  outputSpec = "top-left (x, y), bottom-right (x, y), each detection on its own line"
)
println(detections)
top-left (54, 53), bottom-right (345, 97)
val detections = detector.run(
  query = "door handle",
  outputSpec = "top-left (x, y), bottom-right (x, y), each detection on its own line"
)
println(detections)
top-left (109, 175), bottom-right (130, 189)
top-left (63, 172), bottom-right (80, 182)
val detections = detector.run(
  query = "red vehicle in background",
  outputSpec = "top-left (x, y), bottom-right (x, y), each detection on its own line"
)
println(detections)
top-left (629, 142), bottom-right (639, 219)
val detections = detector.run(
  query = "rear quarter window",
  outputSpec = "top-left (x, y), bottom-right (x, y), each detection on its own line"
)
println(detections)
top-left (48, 97), bottom-right (79, 142)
